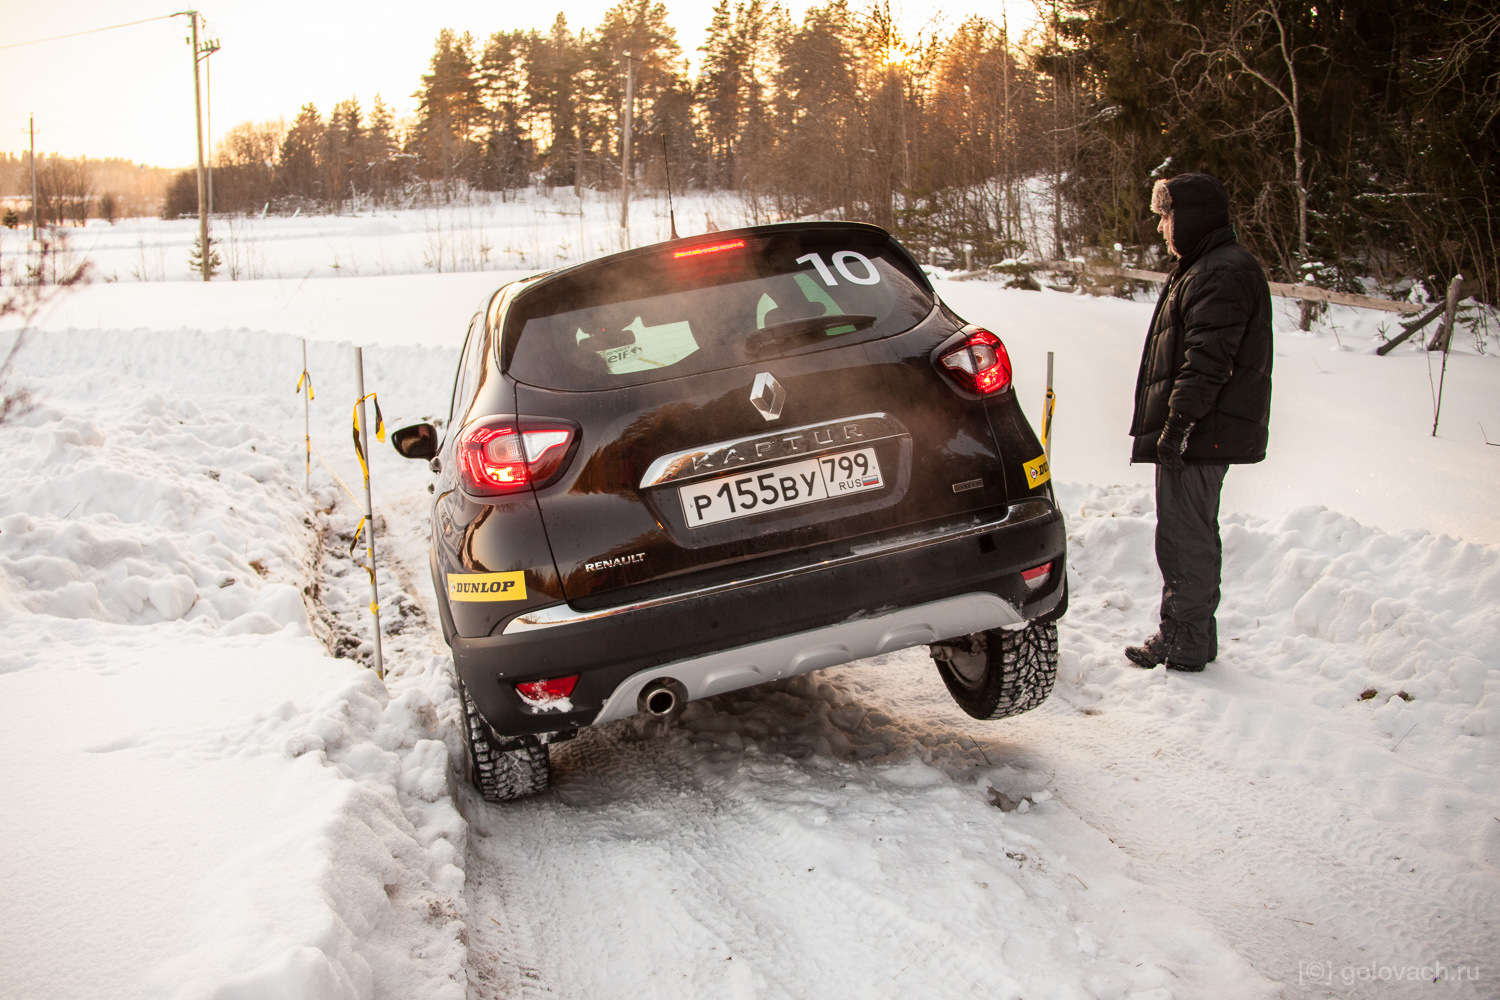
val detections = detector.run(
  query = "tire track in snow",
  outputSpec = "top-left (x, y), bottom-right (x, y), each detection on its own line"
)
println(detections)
top-left (449, 669), bottom-right (1274, 999)
top-left (372, 491), bottom-right (564, 1000)
top-left (1039, 483), bottom-right (1499, 997)
top-left (459, 826), bottom-right (560, 1000)
top-left (1015, 674), bottom-right (1500, 999)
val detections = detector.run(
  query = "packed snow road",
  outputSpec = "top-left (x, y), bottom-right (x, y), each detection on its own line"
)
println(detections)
top-left (4, 259), bottom-right (1498, 999)
top-left (380, 482), bottom-right (1497, 1000)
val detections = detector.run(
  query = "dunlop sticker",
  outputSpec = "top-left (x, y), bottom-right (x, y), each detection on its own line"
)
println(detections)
top-left (447, 571), bottom-right (527, 602)
top-left (1023, 454), bottom-right (1051, 489)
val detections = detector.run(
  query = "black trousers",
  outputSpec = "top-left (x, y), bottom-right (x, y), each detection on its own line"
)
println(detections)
top-left (1154, 463), bottom-right (1229, 663)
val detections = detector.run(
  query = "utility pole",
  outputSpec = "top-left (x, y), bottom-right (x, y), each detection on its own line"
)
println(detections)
top-left (187, 11), bottom-right (219, 281)
top-left (29, 114), bottom-right (39, 242)
top-left (620, 51), bottom-right (635, 233)
top-left (205, 48), bottom-right (214, 215)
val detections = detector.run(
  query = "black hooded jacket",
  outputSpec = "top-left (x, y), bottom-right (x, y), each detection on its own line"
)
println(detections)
top-left (1131, 179), bottom-right (1273, 465)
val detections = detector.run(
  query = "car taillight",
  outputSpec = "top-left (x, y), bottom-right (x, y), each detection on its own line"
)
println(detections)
top-left (458, 417), bottom-right (576, 496)
top-left (1021, 562), bottom-right (1052, 590)
top-left (516, 675), bottom-right (578, 707)
top-left (937, 327), bottom-right (1013, 395)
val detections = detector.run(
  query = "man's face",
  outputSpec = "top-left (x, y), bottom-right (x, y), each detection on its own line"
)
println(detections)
top-left (1157, 211), bottom-right (1177, 258)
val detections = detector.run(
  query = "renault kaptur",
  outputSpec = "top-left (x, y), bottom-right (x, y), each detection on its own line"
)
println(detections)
top-left (393, 222), bottom-right (1067, 801)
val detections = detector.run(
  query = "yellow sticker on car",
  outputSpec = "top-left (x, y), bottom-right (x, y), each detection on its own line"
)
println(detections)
top-left (1023, 454), bottom-right (1051, 488)
top-left (447, 571), bottom-right (527, 602)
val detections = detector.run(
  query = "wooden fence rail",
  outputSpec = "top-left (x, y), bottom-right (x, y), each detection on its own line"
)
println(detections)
top-left (949, 259), bottom-right (1428, 317)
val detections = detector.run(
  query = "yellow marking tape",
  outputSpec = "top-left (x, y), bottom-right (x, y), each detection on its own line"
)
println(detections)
top-left (351, 392), bottom-right (385, 486)
top-left (296, 369), bottom-right (314, 480)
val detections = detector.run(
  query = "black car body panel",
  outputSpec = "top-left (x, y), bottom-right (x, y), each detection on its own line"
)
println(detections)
top-left (407, 220), bottom-right (1067, 746)
top-left (453, 501), bottom-right (1065, 738)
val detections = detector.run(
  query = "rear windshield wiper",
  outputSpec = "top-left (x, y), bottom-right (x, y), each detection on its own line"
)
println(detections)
top-left (745, 314), bottom-right (877, 356)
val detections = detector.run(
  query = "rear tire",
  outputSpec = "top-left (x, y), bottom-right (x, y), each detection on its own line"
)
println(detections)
top-left (931, 620), bottom-right (1058, 720)
top-left (458, 681), bottom-right (551, 801)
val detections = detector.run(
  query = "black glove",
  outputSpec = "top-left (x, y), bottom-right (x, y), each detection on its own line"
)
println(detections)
top-left (1157, 414), bottom-right (1192, 471)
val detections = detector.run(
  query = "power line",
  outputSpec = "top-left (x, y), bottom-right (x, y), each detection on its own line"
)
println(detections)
top-left (0, 12), bottom-right (186, 52)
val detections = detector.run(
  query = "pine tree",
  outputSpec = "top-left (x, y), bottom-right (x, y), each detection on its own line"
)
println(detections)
top-left (363, 96), bottom-right (404, 205)
top-left (326, 99), bottom-right (364, 210)
top-left (525, 16), bottom-right (583, 188)
top-left (696, 0), bottom-right (741, 188)
top-left (479, 30), bottom-right (534, 195)
top-left (771, 2), bottom-right (862, 217)
top-left (589, 0), bottom-right (689, 191)
top-left (189, 232), bottom-right (222, 279)
top-left (280, 104), bottom-right (325, 203)
top-left (412, 29), bottom-right (484, 197)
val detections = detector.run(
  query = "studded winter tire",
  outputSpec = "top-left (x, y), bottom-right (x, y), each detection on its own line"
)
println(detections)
top-left (930, 620), bottom-right (1058, 720)
top-left (458, 681), bottom-right (551, 802)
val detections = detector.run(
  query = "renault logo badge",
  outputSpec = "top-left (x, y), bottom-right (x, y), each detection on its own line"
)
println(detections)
top-left (749, 372), bottom-right (786, 422)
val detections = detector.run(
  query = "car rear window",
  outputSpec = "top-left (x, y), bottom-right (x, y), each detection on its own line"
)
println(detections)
top-left (503, 227), bottom-right (933, 390)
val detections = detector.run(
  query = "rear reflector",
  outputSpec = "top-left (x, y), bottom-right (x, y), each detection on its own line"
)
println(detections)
top-left (458, 417), bottom-right (576, 497)
top-left (1021, 562), bottom-right (1052, 590)
top-left (672, 238), bottom-right (746, 259)
top-left (516, 675), bottom-right (579, 707)
top-left (937, 327), bottom-right (1013, 395)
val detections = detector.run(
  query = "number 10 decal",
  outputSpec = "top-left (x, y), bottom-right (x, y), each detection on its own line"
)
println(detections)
top-left (795, 250), bottom-right (882, 286)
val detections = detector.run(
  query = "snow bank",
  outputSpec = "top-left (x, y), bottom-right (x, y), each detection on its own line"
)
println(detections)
top-left (0, 351), bottom-right (467, 1000)
top-left (1065, 483), bottom-right (1500, 745)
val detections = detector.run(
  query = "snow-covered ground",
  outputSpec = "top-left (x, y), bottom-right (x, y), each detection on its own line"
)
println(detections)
top-left (1, 201), bottom-right (1497, 1000)
top-left (37, 188), bottom-right (759, 284)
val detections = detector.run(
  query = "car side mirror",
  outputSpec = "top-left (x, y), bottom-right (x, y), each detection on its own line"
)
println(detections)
top-left (392, 423), bottom-right (439, 461)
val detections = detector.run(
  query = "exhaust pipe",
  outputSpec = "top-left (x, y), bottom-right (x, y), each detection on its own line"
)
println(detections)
top-left (638, 678), bottom-right (687, 717)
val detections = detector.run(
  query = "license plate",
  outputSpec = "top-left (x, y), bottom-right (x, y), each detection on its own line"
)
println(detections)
top-left (679, 448), bottom-right (884, 527)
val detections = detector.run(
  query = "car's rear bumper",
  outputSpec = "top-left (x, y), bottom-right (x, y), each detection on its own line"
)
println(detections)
top-left (452, 499), bottom-right (1066, 738)
top-left (589, 591), bottom-right (1025, 725)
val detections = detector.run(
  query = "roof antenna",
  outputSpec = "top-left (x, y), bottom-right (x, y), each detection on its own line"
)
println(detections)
top-left (662, 134), bottom-right (679, 240)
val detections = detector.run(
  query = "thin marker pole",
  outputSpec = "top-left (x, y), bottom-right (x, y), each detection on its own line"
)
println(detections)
top-left (354, 347), bottom-right (384, 678)
top-left (302, 339), bottom-right (311, 491)
top-left (1043, 351), bottom-right (1056, 465)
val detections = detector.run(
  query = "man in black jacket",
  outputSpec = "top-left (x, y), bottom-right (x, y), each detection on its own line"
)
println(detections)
top-left (1126, 172), bottom-right (1273, 672)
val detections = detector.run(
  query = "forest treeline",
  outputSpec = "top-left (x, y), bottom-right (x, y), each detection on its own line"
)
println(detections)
top-left (173, 0), bottom-right (1061, 274)
top-left (124, 0), bottom-right (1500, 301)
top-left (0, 154), bottom-right (176, 226)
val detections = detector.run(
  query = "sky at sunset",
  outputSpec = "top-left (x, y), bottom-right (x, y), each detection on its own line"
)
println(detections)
top-left (1, 1), bottom-right (1042, 171)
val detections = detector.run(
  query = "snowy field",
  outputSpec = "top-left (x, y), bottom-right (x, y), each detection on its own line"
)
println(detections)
top-left (1, 199), bottom-right (1497, 1000)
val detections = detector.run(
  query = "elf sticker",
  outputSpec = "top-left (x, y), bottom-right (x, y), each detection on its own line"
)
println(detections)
top-left (447, 571), bottom-right (527, 602)
top-left (1023, 454), bottom-right (1051, 488)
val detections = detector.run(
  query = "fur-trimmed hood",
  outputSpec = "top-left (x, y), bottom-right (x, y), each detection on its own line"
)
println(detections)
top-left (1151, 173), bottom-right (1231, 260)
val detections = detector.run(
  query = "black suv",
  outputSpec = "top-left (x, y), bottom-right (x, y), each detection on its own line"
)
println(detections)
top-left (394, 222), bottom-right (1066, 801)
